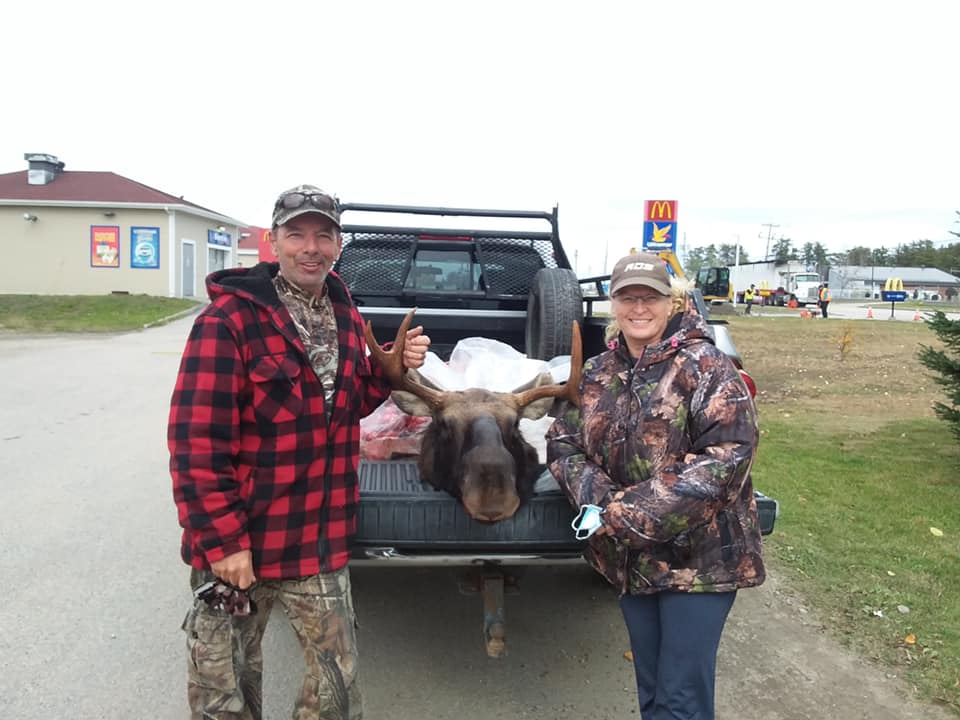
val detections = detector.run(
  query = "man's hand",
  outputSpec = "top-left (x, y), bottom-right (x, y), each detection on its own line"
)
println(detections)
top-left (402, 325), bottom-right (431, 369)
top-left (210, 550), bottom-right (256, 589)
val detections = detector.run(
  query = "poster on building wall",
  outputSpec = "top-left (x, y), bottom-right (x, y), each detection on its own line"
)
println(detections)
top-left (90, 225), bottom-right (120, 268)
top-left (131, 226), bottom-right (160, 269)
top-left (207, 229), bottom-right (232, 248)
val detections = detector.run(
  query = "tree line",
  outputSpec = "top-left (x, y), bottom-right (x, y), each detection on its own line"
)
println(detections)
top-left (684, 211), bottom-right (960, 277)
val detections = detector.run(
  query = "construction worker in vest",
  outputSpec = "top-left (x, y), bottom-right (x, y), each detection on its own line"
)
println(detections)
top-left (744, 284), bottom-right (756, 315)
top-left (819, 282), bottom-right (832, 318)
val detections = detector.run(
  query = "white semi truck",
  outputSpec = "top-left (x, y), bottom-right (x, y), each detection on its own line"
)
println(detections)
top-left (729, 260), bottom-right (822, 306)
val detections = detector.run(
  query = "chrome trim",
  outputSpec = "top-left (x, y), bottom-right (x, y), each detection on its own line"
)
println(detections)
top-left (351, 547), bottom-right (585, 567)
top-left (358, 307), bottom-right (527, 319)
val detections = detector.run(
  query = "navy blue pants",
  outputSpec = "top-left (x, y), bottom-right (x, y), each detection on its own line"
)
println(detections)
top-left (620, 591), bottom-right (737, 720)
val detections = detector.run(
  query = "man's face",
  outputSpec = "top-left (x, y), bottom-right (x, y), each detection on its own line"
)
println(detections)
top-left (271, 213), bottom-right (342, 295)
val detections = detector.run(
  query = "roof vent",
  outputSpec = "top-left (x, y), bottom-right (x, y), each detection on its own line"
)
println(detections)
top-left (24, 153), bottom-right (65, 185)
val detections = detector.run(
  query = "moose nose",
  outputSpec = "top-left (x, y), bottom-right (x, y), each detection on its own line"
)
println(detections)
top-left (475, 510), bottom-right (506, 523)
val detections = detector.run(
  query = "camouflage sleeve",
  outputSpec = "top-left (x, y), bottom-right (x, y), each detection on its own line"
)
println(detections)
top-left (546, 403), bottom-right (619, 509)
top-left (603, 354), bottom-right (758, 545)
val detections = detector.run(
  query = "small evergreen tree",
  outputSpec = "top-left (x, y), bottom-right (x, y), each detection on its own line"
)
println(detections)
top-left (918, 311), bottom-right (960, 441)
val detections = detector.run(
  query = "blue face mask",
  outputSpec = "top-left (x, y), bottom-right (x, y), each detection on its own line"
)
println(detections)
top-left (571, 504), bottom-right (605, 540)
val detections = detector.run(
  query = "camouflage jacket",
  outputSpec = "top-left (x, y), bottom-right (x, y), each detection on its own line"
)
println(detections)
top-left (546, 298), bottom-right (765, 595)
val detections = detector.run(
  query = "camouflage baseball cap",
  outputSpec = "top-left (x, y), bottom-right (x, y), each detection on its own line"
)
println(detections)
top-left (609, 252), bottom-right (671, 296)
top-left (271, 184), bottom-right (341, 229)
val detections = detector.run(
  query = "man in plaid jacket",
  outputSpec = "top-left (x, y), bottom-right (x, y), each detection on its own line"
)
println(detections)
top-left (169, 185), bottom-right (429, 720)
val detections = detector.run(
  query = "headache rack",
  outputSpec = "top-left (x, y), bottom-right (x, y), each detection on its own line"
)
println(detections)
top-left (335, 203), bottom-right (572, 301)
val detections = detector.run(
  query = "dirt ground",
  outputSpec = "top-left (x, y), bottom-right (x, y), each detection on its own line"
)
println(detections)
top-left (718, 568), bottom-right (956, 720)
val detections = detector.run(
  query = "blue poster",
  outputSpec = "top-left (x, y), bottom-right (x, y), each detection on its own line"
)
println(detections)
top-left (131, 226), bottom-right (160, 269)
top-left (642, 221), bottom-right (677, 252)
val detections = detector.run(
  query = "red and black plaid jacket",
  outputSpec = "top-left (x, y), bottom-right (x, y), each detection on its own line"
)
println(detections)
top-left (168, 262), bottom-right (391, 579)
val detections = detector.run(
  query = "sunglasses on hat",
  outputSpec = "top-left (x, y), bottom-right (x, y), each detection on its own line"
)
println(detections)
top-left (274, 191), bottom-right (338, 214)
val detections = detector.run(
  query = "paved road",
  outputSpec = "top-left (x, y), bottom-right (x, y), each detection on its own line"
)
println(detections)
top-left (590, 298), bottom-right (960, 322)
top-left (0, 317), bottom-right (952, 719)
top-left (744, 299), bottom-right (960, 322)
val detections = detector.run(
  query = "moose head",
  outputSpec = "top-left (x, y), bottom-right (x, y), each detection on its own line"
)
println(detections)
top-left (365, 310), bottom-right (581, 523)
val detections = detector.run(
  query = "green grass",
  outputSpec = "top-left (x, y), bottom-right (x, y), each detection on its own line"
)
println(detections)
top-left (732, 313), bottom-right (960, 713)
top-left (0, 294), bottom-right (200, 332)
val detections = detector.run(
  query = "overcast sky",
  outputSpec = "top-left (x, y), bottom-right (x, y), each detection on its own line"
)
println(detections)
top-left (3, 0), bottom-right (957, 275)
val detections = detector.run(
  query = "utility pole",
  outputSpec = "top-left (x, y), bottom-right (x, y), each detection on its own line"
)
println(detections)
top-left (760, 223), bottom-right (779, 261)
top-left (733, 234), bottom-right (741, 307)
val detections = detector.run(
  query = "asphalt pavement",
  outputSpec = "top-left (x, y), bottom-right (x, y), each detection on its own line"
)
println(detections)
top-left (0, 316), bottom-right (951, 719)
top-left (743, 299), bottom-right (960, 322)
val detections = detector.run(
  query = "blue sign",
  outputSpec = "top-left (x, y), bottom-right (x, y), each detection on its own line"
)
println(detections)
top-left (881, 291), bottom-right (907, 302)
top-left (130, 226), bottom-right (160, 269)
top-left (642, 221), bottom-right (677, 252)
top-left (208, 229), bottom-right (232, 248)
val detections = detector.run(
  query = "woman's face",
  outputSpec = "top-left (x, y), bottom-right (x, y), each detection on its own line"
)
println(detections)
top-left (612, 285), bottom-right (673, 356)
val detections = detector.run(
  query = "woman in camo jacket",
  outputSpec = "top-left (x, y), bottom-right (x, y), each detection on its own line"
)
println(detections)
top-left (547, 252), bottom-right (765, 720)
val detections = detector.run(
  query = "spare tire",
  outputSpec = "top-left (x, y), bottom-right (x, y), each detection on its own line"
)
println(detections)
top-left (525, 268), bottom-right (583, 359)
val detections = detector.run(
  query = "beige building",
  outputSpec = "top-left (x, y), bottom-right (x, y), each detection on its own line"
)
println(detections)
top-left (0, 153), bottom-right (246, 297)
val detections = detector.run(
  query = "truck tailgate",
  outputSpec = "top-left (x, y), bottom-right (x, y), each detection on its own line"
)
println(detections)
top-left (355, 461), bottom-right (583, 553)
top-left (355, 461), bottom-right (778, 553)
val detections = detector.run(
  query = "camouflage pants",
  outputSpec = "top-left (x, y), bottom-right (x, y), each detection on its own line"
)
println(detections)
top-left (182, 567), bottom-right (362, 720)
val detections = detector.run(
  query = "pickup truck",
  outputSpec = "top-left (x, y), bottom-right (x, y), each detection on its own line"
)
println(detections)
top-left (333, 203), bottom-right (778, 654)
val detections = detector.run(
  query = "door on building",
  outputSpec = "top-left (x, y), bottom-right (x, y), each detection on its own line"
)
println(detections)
top-left (182, 240), bottom-right (196, 297)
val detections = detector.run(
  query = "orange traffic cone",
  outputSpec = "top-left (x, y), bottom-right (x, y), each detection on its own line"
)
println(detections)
top-left (866, 307), bottom-right (874, 319)
top-left (800, 309), bottom-right (810, 319)
top-left (913, 310), bottom-right (922, 322)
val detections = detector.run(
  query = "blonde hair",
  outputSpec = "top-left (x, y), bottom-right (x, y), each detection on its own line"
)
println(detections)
top-left (604, 277), bottom-right (694, 345)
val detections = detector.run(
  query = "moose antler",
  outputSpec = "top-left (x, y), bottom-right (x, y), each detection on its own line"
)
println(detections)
top-left (366, 310), bottom-right (582, 412)
top-left (364, 308), bottom-right (448, 411)
top-left (512, 321), bottom-right (582, 409)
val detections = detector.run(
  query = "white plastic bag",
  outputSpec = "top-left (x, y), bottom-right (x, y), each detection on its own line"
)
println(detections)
top-left (361, 337), bottom-right (572, 461)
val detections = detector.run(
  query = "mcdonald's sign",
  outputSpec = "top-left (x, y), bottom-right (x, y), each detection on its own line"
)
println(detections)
top-left (645, 200), bottom-right (678, 222)
top-left (881, 277), bottom-right (907, 303)
top-left (258, 229), bottom-right (274, 262)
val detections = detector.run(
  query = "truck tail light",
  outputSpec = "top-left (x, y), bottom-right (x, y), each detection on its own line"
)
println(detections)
top-left (739, 369), bottom-right (757, 398)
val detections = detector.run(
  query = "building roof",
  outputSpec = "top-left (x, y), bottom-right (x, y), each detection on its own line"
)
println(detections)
top-left (0, 169), bottom-right (244, 225)
top-left (830, 265), bottom-right (960, 286)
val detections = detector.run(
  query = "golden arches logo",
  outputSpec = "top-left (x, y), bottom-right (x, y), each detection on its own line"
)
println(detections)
top-left (647, 200), bottom-right (675, 220)
top-left (884, 278), bottom-right (904, 292)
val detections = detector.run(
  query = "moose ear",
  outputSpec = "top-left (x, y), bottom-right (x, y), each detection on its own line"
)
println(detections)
top-left (519, 396), bottom-right (555, 420)
top-left (391, 391), bottom-right (434, 417)
top-left (515, 372), bottom-right (557, 420)
top-left (390, 368), bottom-right (441, 417)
